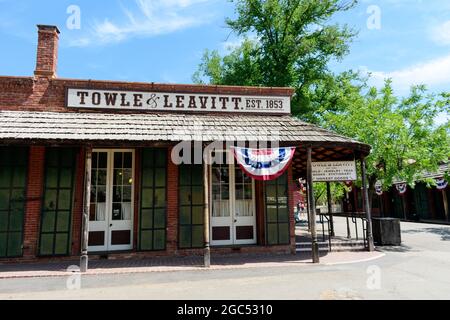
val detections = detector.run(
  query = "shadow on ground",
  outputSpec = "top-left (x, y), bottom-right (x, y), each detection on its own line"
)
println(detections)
top-left (402, 227), bottom-right (450, 241)
top-left (0, 252), bottom-right (327, 274)
top-left (375, 245), bottom-right (414, 253)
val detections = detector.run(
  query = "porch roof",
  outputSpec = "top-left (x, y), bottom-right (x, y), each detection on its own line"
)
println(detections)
top-left (0, 110), bottom-right (370, 176)
top-left (0, 110), bottom-right (368, 147)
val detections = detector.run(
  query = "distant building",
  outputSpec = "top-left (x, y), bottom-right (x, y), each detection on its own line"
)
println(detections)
top-left (348, 164), bottom-right (449, 223)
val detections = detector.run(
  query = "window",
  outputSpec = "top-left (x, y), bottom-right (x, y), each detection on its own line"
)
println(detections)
top-left (265, 172), bottom-right (290, 245)
top-left (0, 147), bottom-right (28, 258)
top-left (139, 148), bottom-right (167, 251)
top-left (179, 164), bottom-right (204, 249)
top-left (39, 148), bottom-right (76, 256)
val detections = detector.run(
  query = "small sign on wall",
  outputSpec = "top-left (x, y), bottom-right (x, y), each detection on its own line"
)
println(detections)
top-left (312, 161), bottom-right (357, 182)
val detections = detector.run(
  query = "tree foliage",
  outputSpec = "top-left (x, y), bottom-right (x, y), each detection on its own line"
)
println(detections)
top-left (193, 0), bottom-right (450, 203)
top-left (319, 75), bottom-right (450, 193)
top-left (193, 0), bottom-right (357, 119)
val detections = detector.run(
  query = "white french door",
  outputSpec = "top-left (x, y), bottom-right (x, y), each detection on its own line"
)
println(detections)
top-left (210, 151), bottom-right (256, 246)
top-left (88, 149), bottom-right (134, 252)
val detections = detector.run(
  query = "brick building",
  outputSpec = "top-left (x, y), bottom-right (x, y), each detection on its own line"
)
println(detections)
top-left (0, 25), bottom-right (372, 266)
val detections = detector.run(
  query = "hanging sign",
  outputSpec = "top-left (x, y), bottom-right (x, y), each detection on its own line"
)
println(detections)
top-left (232, 147), bottom-right (296, 181)
top-left (66, 88), bottom-right (291, 114)
top-left (396, 183), bottom-right (407, 195)
top-left (312, 161), bottom-right (357, 182)
top-left (435, 177), bottom-right (448, 190)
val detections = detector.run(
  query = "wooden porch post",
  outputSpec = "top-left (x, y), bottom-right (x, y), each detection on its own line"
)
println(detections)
top-left (203, 156), bottom-right (211, 268)
top-left (326, 182), bottom-right (335, 237)
top-left (361, 157), bottom-right (375, 252)
top-left (442, 190), bottom-right (449, 221)
top-left (307, 146), bottom-right (319, 263)
top-left (80, 146), bottom-right (92, 273)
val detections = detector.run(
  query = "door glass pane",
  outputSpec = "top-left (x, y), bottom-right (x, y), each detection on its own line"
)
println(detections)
top-left (111, 152), bottom-right (133, 222)
top-left (234, 163), bottom-right (254, 217)
top-left (112, 203), bottom-right (122, 220)
top-left (212, 171), bottom-right (230, 218)
top-left (90, 152), bottom-right (107, 223)
top-left (235, 200), bottom-right (253, 217)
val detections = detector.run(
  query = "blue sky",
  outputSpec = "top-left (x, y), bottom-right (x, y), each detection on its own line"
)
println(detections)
top-left (1, 0), bottom-right (450, 102)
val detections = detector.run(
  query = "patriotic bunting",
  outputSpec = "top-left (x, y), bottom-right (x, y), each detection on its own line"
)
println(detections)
top-left (232, 146), bottom-right (296, 181)
top-left (375, 181), bottom-right (383, 196)
top-left (396, 183), bottom-right (407, 195)
top-left (435, 177), bottom-right (448, 190)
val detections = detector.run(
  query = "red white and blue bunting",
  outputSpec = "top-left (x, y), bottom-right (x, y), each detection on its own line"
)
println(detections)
top-left (232, 147), bottom-right (296, 181)
top-left (396, 183), bottom-right (407, 195)
top-left (375, 181), bottom-right (383, 196)
top-left (435, 177), bottom-right (448, 190)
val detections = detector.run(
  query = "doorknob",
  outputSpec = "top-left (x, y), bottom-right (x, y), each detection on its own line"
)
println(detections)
top-left (110, 223), bottom-right (113, 227)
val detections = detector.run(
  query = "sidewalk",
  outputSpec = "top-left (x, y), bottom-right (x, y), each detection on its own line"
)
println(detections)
top-left (0, 251), bottom-right (385, 279)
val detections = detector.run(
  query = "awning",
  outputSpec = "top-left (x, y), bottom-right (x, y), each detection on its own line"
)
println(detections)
top-left (0, 110), bottom-right (369, 150)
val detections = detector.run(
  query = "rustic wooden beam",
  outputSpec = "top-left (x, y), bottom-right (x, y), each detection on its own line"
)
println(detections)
top-left (361, 157), bottom-right (375, 252)
top-left (327, 182), bottom-right (335, 237)
top-left (80, 146), bottom-right (92, 272)
top-left (307, 146), bottom-right (319, 263)
top-left (203, 152), bottom-right (211, 268)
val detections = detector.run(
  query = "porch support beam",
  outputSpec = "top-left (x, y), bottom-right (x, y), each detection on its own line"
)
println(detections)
top-left (203, 157), bottom-right (211, 268)
top-left (361, 156), bottom-right (375, 252)
top-left (326, 182), bottom-right (335, 237)
top-left (80, 146), bottom-right (92, 273)
top-left (442, 190), bottom-right (449, 221)
top-left (307, 146), bottom-right (319, 263)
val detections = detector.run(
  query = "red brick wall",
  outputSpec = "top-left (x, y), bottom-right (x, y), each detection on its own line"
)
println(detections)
top-left (166, 147), bottom-right (179, 254)
top-left (23, 146), bottom-right (45, 258)
top-left (34, 26), bottom-right (59, 78)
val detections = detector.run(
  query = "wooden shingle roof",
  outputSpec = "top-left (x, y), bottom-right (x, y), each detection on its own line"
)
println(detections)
top-left (0, 110), bottom-right (370, 153)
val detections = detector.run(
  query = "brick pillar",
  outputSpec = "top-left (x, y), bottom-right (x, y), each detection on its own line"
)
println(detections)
top-left (71, 147), bottom-right (85, 256)
top-left (23, 146), bottom-right (45, 258)
top-left (287, 165), bottom-right (296, 254)
top-left (166, 147), bottom-right (179, 254)
top-left (34, 25), bottom-right (60, 78)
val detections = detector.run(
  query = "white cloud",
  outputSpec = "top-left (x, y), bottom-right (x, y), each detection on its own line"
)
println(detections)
top-left (360, 54), bottom-right (450, 94)
top-left (69, 0), bottom-right (213, 46)
top-left (430, 20), bottom-right (450, 46)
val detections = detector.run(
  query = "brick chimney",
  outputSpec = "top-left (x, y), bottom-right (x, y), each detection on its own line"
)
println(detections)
top-left (34, 25), bottom-right (60, 78)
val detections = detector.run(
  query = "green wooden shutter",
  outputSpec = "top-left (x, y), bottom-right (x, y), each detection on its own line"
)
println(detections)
top-left (179, 164), bottom-right (204, 249)
top-left (39, 148), bottom-right (76, 256)
top-left (392, 192), bottom-right (404, 219)
top-left (414, 184), bottom-right (430, 219)
top-left (0, 147), bottom-right (28, 258)
top-left (265, 173), bottom-right (290, 245)
top-left (139, 148), bottom-right (167, 251)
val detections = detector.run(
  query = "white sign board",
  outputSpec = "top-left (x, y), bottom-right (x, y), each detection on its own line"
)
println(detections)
top-left (312, 161), bottom-right (357, 182)
top-left (66, 89), bottom-right (291, 114)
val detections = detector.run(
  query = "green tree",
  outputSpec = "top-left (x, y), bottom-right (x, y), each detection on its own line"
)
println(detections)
top-left (193, 0), bottom-right (357, 119)
top-left (321, 76), bottom-right (450, 203)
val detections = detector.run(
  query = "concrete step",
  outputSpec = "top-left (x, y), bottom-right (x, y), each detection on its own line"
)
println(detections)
top-left (296, 241), bottom-right (367, 252)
